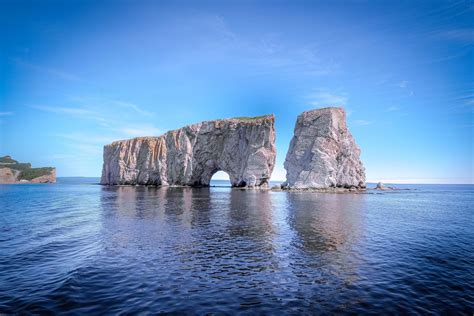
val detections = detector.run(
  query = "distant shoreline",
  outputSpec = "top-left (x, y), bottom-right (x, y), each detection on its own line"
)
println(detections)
top-left (51, 177), bottom-right (474, 187)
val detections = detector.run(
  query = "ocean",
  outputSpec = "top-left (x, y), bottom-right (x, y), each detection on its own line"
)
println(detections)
top-left (1, 178), bottom-right (473, 314)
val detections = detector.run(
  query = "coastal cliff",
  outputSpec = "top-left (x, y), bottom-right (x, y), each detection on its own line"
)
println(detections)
top-left (101, 115), bottom-right (276, 187)
top-left (0, 156), bottom-right (56, 184)
top-left (282, 107), bottom-right (366, 190)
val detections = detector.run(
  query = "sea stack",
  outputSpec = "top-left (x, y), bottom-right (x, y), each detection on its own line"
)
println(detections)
top-left (282, 107), bottom-right (366, 190)
top-left (101, 115), bottom-right (276, 188)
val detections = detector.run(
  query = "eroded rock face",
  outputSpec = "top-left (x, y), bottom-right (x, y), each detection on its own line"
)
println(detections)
top-left (0, 168), bottom-right (19, 184)
top-left (283, 107), bottom-right (366, 189)
top-left (30, 169), bottom-right (56, 183)
top-left (101, 115), bottom-right (276, 187)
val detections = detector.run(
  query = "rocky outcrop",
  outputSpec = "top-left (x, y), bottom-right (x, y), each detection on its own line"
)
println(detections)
top-left (375, 182), bottom-right (386, 190)
top-left (101, 115), bottom-right (276, 187)
top-left (0, 156), bottom-right (56, 184)
top-left (374, 182), bottom-right (401, 190)
top-left (0, 168), bottom-right (19, 184)
top-left (282, 107), bottom-right (365, 189)
top-left (29, 169), bottom-right (56, 183)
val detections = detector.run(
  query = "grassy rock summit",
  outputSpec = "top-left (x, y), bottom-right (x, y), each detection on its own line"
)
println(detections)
top-left (282, 107), bottom-right (366, 190)
top-left (0, 156), bottom-right (56, 184)
top-left (101, 115), bottom-right (276, 187)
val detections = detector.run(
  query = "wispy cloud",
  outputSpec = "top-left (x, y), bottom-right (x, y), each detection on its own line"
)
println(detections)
top-left (111, 100), bottom-right (154, 117)
top-left (307, 90), bottom-right (348, 106)
top-left (165, 14), bottom-right (339, 77)
top-left (386, 106), bottom-right (399, 112)
top-left (113, 125), bottom-right (162, 137)
top-left (54, 132), bottom-right (116, 145)
top-left (0, 112), bottom-right (13, 116)
top-left (397, 81), bottom-right (408, 89)
top-left (396, 80), bottom-right (414, 96)
top-left (352, 119), bottom-right (372, 126)
top-left (65, 95), bottom-right (154, 117)
top-left (434, 28), bottom-right (474, 42)
top-left (32, 105), bottom-right (93, 116)
top-left (31, 105), bottom-right (107, 123)
top-left (12, 58), bottom-right (81, 81)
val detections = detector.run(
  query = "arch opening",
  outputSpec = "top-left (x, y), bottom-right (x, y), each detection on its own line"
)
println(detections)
top-left (210, 170), bottom-right (232, 187)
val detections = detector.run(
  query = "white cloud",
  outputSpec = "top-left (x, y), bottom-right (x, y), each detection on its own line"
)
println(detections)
top-left (352, 119), bottom-right (372, 126)
top-left (435, 28), bottom-right (474, 43)
top-left (307, 90), bottom-right (348, 106)
top-left (12, 58), bottom-right (80, 81)
top-left (114, 125), bottom-right (162, 137)
top-left (163, 14), bottom-right (339, 77)
top-left (386, 106), bottom-right (399, 112)
top-left (398, 81), bottom-right (408, 89)
top-left (367, 177), bottom-right (473, 185)
top-left (31, 105), bottom-right (107, 123)
top-left (110, 100), bottom-right (154, 117)
top-left (33, 105), bottom-right (92, 116)
top-left (54, 132), bottom-right (116, 145)
top-left (75, 143), bottom-right (103, 155)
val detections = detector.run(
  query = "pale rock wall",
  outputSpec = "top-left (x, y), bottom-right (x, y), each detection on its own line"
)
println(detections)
top-left (283, 107), bottom-right (366, 189)
top-left (101, 115), bottom-right (276, 187)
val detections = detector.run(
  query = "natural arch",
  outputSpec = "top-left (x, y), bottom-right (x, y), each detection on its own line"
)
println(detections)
top-left (210, 170), bottom-right (232, 187)
top-left (101, 115), bottom-right (276, 188)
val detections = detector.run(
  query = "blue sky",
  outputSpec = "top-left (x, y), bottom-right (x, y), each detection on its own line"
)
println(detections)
top-left (1, 0), bottom-right (472, 183)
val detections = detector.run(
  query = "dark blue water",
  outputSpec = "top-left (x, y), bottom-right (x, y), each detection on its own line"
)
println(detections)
top-left (1, 179), bottom-right (473, 314)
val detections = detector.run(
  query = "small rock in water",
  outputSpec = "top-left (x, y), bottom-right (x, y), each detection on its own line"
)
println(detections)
top-left (375, 182), bottom-right (386, 190)
top-left (374, 182), bottom-right (399, 190)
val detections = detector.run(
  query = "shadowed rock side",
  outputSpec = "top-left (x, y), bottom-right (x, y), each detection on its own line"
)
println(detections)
top-left (101, 115), bottom-right (276, 188)
top-left (282, 107), bottom-right (366, 189)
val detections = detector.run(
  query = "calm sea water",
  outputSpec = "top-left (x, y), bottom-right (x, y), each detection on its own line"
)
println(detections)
top-left (1, 179), bottom-right (473, 314)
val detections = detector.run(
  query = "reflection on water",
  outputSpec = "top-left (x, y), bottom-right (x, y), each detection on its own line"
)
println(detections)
top-left (0, 183), bottom-right (473, 314)
top-left (286, 193), bottom-right (365, 253)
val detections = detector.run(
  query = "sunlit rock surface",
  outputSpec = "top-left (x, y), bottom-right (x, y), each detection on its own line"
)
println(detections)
top-left (0, 156), bottom-right (56, 184)
top-left (101, 115), bottom-right (276, 187)
top-left (283, 107), bottom-right (366, 189)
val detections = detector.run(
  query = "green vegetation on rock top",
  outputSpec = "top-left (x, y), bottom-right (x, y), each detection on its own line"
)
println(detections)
top-left (19, 167), bottom-right (55, 180)
top-left (232, 115), bottom-right (270, 121)
top-left (0, 155), bottom-right (54, 181)
top-left (0, 156), bottom-right (18, 164)
top-left (0, 162), bottom-right (32, 171)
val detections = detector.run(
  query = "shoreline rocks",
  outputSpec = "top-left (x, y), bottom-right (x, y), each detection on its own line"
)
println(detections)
top-left (282, 107), bottom-right (366, 190)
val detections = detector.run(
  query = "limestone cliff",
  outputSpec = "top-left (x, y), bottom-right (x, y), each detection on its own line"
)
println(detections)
top-left (0, 156), bottom-right (56, 184)
top-left (101, 115), bottom-right (276, 187)
top-left (282, 107), bottom-right (365, 189)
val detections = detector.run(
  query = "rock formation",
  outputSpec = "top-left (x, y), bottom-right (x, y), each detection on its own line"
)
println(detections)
top-left (375, 182), bottom-right (386, 190)
top-left (0, 167), bottom-right (19, 184)
top-left (101, 115), bottom-right (276, 187)
top-left (282, 107), bottom-right (366, 189)
top-left (0, 156), bottom-right (56, 184)
top-left (374, 182), bottom-right (400, 190)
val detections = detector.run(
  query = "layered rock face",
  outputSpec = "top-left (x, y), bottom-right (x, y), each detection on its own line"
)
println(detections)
top-left (283, 107), bottom-right (366, 189)
top-left (101, 115), bottom-right (276, 187)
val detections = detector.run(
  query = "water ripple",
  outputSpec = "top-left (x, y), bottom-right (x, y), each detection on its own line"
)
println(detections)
top-left (0, 183), bottom-right (473, 314)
